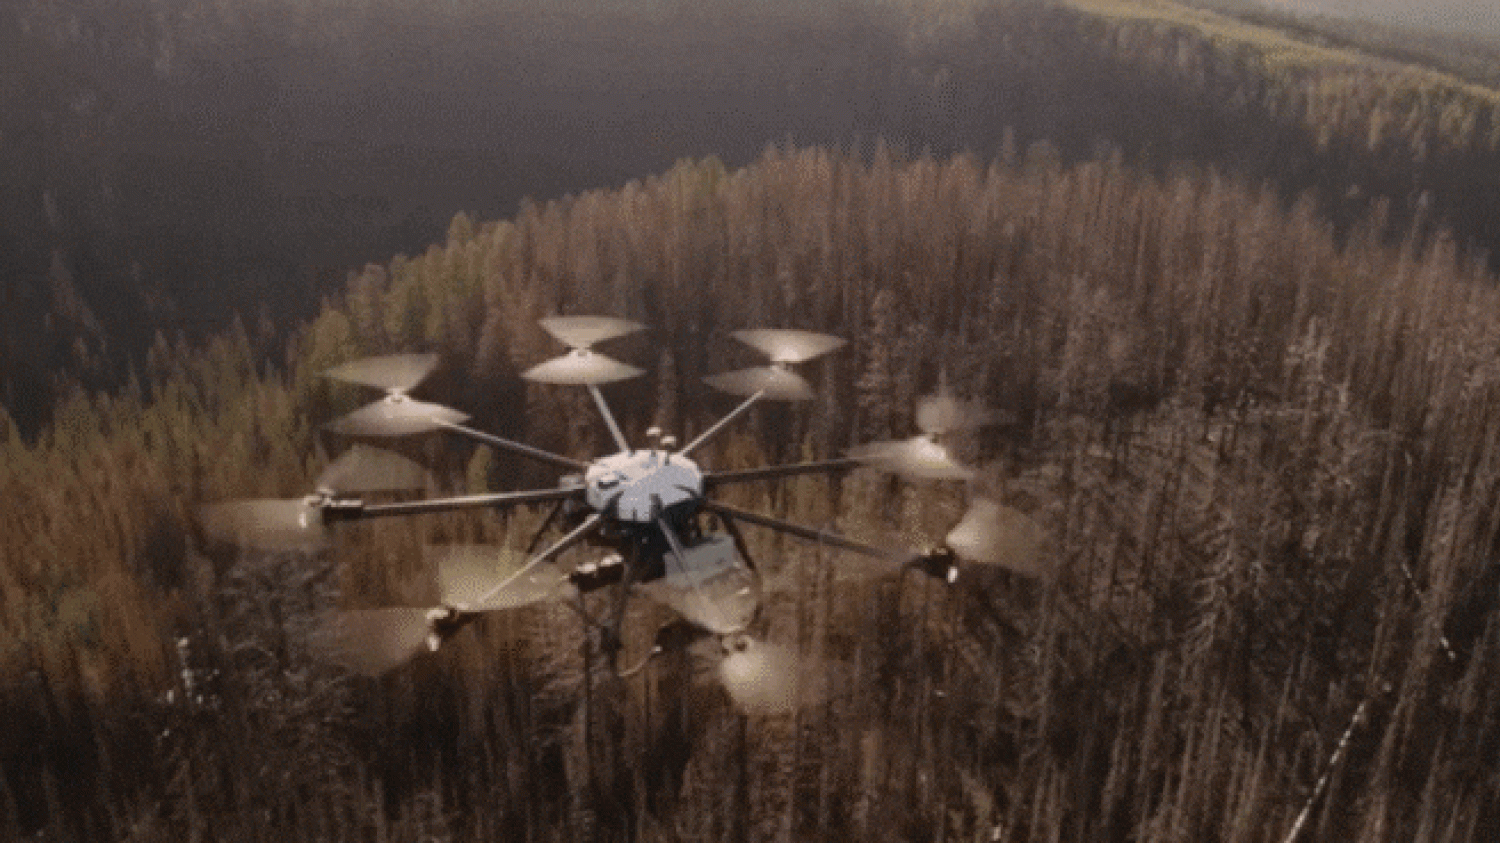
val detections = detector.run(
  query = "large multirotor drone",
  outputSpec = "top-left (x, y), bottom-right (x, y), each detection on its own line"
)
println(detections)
top-left (200, 316), bottom-right (1045, 714)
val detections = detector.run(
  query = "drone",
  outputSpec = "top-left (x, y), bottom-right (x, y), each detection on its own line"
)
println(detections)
top-left (199, 316), bottom-right (1045, 714)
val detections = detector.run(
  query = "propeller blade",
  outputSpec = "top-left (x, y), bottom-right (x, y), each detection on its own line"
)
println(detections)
top-left (731, 329), bottom-right (846, 364)
top-left (522, 350), bottom-right (645, 385)
top-left (539, 316), bottom-right (645, 350)
top-left (847, 436), bottom-right (974, 481)
top-left (429, 545), bottom-right (576, 610)
top-left (716, 635), bottom-right (836, 716)
top-left (315, 445), bottom-right (429, 493)
top-left (312, 608), bottom-right (433, 676)
top-left (321, 353), bottom-right (439, 393)
top-left (702, 366), bottom-right (814, 401)
top-left (197, 498), bottom-right (330, 553)
top-left (639, 531), bottom-right (760, 635)
top-left (325, 396), bottom-right (470, 436)
top-left (916, 391), bottom-right (1004, 436)
top-left (944, 499), bottom-right (1051, 580)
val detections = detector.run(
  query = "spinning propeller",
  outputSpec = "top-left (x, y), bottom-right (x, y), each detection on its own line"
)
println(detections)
top-left (638, 516), bottom-right (842, 715)
top-left (310, 607), bottom-right (439, 676)
top-left (848, 435), bottom-right (974, 481)
top-left (323, 352), bottom-right (469, 436)
top-left (943, 498), bottom-right (1051, 581)
top-left (847, 380), bottom-right (1048, 578)
top-left (431, 545), bottom-right (577, 611)
top-left (847, 377), bottom-right (1005, 481)
top-left (703, 329), bottom-right (846, 401)
top-left (695, 497), bottom-right (1048, 713)
top-left (714, 632), bottom-right (839, 716)
top-left (314, 544), bottom-right (582, 675)
top-left (633, 621), bottom-right (838, 717)
top-left (523, 316), bottom-right (647, 385)
top-left (198, 445), bottom-right (429, 553)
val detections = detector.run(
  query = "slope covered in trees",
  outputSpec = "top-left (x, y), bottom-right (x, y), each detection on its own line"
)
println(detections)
top-left (6, 0), bottom-right (1500, 438)
top-left (5, 147), bottom-right (1500, 840)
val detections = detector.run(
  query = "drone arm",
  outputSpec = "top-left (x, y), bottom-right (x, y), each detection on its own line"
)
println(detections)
top-left (588, 385), bottom-right (631, 452)
top-left (473, 512), bottom-right (605, 607)
top-left (704, 458), bottom-right (862, 487)
top-left (325, 486), bottom-right (583, 520)
top-left (701, 500), bottom-right (906, 563)
top-left (524, 497), bottom-right (569, 555)
top-left (679, 390), bottom-right (765, 458)
top-left (432, 419), bottom-right (588, 472)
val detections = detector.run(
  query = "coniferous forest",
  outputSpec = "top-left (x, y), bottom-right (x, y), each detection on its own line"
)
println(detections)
top-left (5, 1), bottom-right (1500, 842)
top-left (7, 0), bottom-right (1500, 433)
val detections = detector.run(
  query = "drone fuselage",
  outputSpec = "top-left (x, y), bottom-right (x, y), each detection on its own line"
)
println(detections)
top-left (583, 448), bottom-right (704, 523)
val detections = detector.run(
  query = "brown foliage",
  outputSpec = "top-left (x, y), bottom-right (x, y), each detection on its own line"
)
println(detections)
top-left (6, 146), bottom-right (1500, 840)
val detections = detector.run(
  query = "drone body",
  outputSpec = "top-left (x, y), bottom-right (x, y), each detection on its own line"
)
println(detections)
top-left (200, 316), bottom-right (1044, 713)
top-left (581, 446), bottom-right (702, 523)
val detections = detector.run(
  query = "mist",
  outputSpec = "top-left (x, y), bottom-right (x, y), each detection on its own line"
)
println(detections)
top-left (1259, 0), bottom-right (1500, 36)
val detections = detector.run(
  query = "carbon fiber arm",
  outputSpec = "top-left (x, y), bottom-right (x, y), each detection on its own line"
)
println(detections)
top-left (432, 419), bottom-right (588, 472)
top-left (323, 486), bottom-right (583, 521)
top-left (701, 499), bottom-right (906, 561)
top-left (704, 458), bottom-right (862, 487)
top-left (701, 499), bottom-right (958, 581)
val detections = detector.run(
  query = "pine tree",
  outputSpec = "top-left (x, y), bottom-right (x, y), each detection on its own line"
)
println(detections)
top-left (855, 289), bottom-right (897, 440)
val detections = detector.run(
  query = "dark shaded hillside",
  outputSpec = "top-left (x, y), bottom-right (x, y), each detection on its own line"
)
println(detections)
top-left (6, 148), bottom-right (1500, 841)
top-left (0, 0), bottom-right (912, 433)
top-left (6, 0), bottom-right (1500, 438)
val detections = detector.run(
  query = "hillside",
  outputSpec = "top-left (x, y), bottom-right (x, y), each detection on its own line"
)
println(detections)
top-left (5, 0), bottom-right (1500, 436)
top-left (5, 147), bottom-right (1500, 841)
top-left (1060, 0), bottom-right (1500, 154)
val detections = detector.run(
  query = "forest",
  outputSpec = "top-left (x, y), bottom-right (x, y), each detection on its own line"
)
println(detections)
top-left (5, 0), bottom-right (1500, 841)
top-left (6, 144), bottom-right (1500, 840)
top-left (6, 0), bottom-right (1500, 434)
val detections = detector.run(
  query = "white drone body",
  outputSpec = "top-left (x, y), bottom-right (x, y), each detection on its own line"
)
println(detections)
top-left (199, 316), bottom-right (1043, 714)
top-left (583, 448), bottom-right (703, 523)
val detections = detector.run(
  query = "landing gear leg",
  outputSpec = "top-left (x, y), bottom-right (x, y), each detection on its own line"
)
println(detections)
top-left (602, 540), bottom-right (642, 667)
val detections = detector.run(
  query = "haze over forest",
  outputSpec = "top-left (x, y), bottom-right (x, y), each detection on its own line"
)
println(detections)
top-left (6, 0), bottom-right (1500, 434)
top-left (5, 1), bottom-right (1500, 841)
top-left (1255, 0), bottom-right (1500, 36)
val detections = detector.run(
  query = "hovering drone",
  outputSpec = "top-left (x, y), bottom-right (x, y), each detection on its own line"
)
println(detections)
top-left (200, 317), bottom-right (1043, 714)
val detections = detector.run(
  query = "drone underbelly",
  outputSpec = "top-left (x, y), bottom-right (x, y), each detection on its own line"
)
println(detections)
top-left (638, 534), bottom-right (760, 634)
